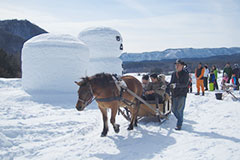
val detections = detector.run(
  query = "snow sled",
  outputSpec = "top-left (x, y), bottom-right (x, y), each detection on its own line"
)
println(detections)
top-left (219, 83), bottom-right (239, 101)
top-left (119, 93), bottom-right (171, 123)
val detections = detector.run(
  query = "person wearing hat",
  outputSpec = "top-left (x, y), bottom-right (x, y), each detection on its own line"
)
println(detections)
top-left (169, 59), bottom-right (189, 130)
top-left (195, 63), bottom-right (205, 95)
top-left (223, 62), bottom-right (232, 83)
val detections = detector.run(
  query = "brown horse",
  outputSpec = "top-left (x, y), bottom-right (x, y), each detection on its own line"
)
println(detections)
top-left (75, 73), bottom-right (142, 137)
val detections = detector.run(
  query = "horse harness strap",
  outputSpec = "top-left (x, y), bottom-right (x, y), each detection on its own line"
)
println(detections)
top-left (95, 75), bottom-right (135, 106)
top-left (95, 96), bottom-right (122, 102)
top-left (95, 87), bottom-right (135, 106)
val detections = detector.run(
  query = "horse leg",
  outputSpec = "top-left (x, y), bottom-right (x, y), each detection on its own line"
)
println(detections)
top-left (99, 106), bottom-right (108, 137)
top-left (110, 106), bottom-right (120, 133)
top-left (128, 99), bottom-right (140, 130)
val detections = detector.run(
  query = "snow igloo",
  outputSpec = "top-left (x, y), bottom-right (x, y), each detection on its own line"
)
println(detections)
top-left (22, 33), bottom-right (89, 95)
top-left (78, 27), bottom-right (123, 76)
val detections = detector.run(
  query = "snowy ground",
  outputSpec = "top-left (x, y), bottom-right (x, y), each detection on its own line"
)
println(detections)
top-left (1, 75), bottom-right (240, 160)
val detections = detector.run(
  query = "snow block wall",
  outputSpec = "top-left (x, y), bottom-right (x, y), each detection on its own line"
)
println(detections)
top-left (22, 33), bottom-right (89, 94)
top-left (78, 27), bottom-right (123, 76)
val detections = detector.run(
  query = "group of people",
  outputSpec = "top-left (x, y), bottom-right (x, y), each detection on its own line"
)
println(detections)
top-left (194, 63), bottom-right (219, 95)
top-left (193, 62), bottom-right (240, 96)
top-left (141, 59), bottom-right (189, 131)
top-left (222, 63), bottom-right (240, 90)
top-left (139, 60), bottom-right (240, 131)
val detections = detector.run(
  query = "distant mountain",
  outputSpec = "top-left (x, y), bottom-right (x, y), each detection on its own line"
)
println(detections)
top-left (122, 53), bottom-right (240, 74)
top-left (0, 19), bottom-right (47, 78)
top-left (0, 28), bottom-right (24, 54)
top-left (120, 47), bottom-right (240, 62)
top-left (0, 19), bottom-right (47, 54)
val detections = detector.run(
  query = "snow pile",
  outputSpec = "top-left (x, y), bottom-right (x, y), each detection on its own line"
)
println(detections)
top-left (78, 27), bottom-right (123, 76)
top-left (22, 33), bottom-right (89, 95)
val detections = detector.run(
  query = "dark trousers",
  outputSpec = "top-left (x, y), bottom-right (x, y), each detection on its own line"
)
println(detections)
top-left (227, 76), bottom-right (231, 83)
top-left (188, 82), bottom-right (192, 93)
top-left (203, 77), bottom-right (208, 90)
top-left (144, 93), bottom-right (163, 104)
top-left (214, 79), bottom-right (219, 90)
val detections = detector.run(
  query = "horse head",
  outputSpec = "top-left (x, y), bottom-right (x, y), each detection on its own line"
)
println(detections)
top-left (75, 77), bottom-right (94, 111)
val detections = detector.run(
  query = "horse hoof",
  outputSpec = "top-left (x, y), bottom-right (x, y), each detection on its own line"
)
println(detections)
top-left (114, 124), bottom-right (120, 133)
top-left (101, 133), bottom-right (107, 137)
top-left (101, 130), bottom-right (108, 137)
top-left (127, 126), bottom-right (133, 130)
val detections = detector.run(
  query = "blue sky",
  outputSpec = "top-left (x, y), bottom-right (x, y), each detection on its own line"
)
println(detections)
top-left (1, 0), bottom-right (240, 52)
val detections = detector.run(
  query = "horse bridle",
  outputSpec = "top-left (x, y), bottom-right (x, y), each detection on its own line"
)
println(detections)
top-left (77, 82), bottom-right (96, 108)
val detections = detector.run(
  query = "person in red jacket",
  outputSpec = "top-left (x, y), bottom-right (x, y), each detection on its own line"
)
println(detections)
top-left (195, 63), bottom-right (205, 96)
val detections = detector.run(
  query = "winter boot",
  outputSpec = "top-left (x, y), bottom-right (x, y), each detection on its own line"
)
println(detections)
top-left (195, 92), bottom-right (200, 95)
top-left (175, 126), bottom-right (181, 130)
top-left (202, 92), bottom-right (205, 96)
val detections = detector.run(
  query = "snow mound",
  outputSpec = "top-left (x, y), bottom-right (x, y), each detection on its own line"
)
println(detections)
top-left (22, 33), bottom-right (89, 95)
top-left (78, 26), bottom-right (123, 58)
top-left (78, 27), bottom-right (123, 76)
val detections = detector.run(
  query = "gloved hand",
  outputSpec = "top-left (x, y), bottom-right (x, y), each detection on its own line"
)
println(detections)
top-left (170, 83), bottom-right (176, 89)
top-left (161, 85), bottom-right (166, 90)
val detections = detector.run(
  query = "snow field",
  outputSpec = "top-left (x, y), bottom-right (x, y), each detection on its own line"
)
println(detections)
top-left (0, 75), bottom-right (240, 160)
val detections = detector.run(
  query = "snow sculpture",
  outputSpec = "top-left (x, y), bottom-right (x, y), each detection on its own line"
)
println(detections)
top-left (78, 27), bottom-right (123, 75)
top-left (22, 33), bottom-right (89, 94)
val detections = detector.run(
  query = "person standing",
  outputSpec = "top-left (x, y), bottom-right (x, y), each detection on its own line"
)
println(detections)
top-left (212, 65), bottom-right (219, 90)
top-left (223, 62), bottom-right (232, 83)
top-left (232, 64), bottom-right (240, 90)
top-left (188, 74), bottom-right (193, 93)
top-left (209, 70), bottom-right (215, 91)
top-left (203, 64), bottom-right (209, 90)
top-left (195, 63), bottom-right (205, 96)
top-left (170, 59), bottom-right (189, 130)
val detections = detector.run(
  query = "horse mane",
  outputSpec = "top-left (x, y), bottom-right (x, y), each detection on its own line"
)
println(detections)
top-left (81, 73), bottom-right (114, 87)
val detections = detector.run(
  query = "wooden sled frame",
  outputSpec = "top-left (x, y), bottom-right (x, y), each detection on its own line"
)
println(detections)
top-left (118, 91), bottom-right (172, 124)
top-left (222, 84), bottom-right (239, 101)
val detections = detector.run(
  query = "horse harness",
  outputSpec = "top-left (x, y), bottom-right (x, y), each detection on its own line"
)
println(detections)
top-left (94, 74), bottom-right (136, 107)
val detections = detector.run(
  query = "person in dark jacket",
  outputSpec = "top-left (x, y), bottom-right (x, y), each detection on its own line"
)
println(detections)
top-left (212, 65), bottom-right (219, 90)
top-left (232, 64), bottom-right (240, 78)
top-left (223, 62), bottom-right (232, 83)
top-left (170, 59), bottom-right (189, 130)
